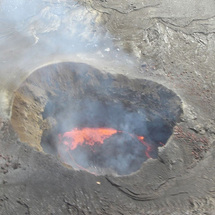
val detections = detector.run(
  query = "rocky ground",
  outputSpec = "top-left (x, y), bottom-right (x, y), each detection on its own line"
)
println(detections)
top-left (0, 0), bottom-right (215, 214)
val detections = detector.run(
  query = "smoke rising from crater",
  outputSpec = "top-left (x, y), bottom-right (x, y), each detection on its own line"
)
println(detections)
top-left (0, 0), bottom-right (140, 173)
top-left (36, 63), bottom-right (181, 175)
top-left (3, 1), bottom-right (182, 174)
top-left (0, 0), bottom-right (132, 60)
top-left (0, 0), bottom-right (136, 118)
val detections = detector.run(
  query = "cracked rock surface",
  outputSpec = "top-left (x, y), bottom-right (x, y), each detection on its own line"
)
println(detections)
top-left (0, 0), bottom-right (215, 214)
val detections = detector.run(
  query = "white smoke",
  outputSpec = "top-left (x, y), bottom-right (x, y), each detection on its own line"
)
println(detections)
top-left (0, 0), bottom-right (135, 118)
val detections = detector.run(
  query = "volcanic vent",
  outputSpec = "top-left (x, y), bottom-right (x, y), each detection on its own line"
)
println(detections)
top-left (11, 62), bottom-right (182, 176)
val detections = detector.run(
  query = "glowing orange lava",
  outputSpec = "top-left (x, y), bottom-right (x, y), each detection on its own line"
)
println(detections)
top-left (57, 127), bottom-right (165, 175)
top-left (58, 127), bottom-right (118, 150)
top-left (58, 127), bottom-right (153, 158)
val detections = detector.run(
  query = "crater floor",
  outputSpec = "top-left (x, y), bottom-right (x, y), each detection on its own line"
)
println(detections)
top-left (11, 62), bottom-right (182, 176)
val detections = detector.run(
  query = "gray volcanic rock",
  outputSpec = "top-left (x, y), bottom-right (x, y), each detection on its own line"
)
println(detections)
top-left (0, 0), bottom-right (215, 214)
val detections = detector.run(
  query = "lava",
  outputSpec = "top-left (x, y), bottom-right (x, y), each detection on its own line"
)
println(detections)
top-left (58, 127), bottom-right (155, 173)
top-left (58, 127), bottom-right (118, 150)
top-left (58, 127), bottom-right (152, 155)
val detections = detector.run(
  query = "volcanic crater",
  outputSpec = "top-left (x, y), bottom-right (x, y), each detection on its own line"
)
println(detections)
top-left (11, 62), bottom-right (182, 176)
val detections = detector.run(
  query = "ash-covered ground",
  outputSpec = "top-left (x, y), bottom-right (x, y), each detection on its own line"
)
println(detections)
top-left (0, 0), bottom-right (215, 214)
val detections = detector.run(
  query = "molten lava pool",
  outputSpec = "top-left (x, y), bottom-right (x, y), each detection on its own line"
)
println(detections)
top-left (58, 127), bottom-right (161, 175)
top-left (11, 62), bottom-right (182, 177)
